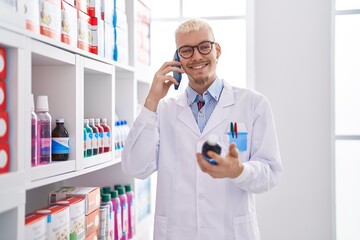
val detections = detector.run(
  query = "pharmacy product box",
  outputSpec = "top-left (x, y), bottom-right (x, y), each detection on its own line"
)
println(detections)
top-left (0, 81), bottom-right (7, 111)
top-left (25, 0), bottom-right (40, 33)
top-left (101, 0), bottom-right (115, 25)
top-left (75, 0), bottom-right (101, 18)
top-left (0, 111), bottom-right (9, 142)
top-left (63, 0), bottom-right (74, 6)
top-left (40, 0), bottom-right (61, 41)
top-left (25, 213), bottom-right (47, 240)
top-left (49, 186), bottom-right (101, 215)
top-left (115, 0), bottom-right (126, 13)
top-left (89, 17), bottom-right (104, 56)
top-left (115, 8), bottom-right (127, 29)
top-left (0, 47), bottom-right (6, 80)
top-left (104, 22), bottom-right (115, 60)
top-left (77, 10), bottom-right (90, 52)
top-left (85, 230), bottom-right (98, 240)
top-left (86, 208), bottom-right (100, 236)
top-left (35, 205), bottom-right (70, 240)
top-left (52, 197), bottom-right (86, 240)
top-left (115, 26), bottom-right (128, 48)
top-left (61, 0), bottom-right (77, 47)
top-left (0, 143), bottom-right (10, 174)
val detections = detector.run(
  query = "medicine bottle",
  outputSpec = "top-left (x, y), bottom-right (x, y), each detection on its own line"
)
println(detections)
top-left (51, 119), bottom-right (70, 161)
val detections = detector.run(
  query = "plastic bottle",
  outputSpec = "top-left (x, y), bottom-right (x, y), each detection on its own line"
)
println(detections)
top-left (89, 118), bottom-right (99, 155)
top-left (31, 94), bottom-right (37, 167)
top-left (101, 118), bottom-right (111, 153)
top-left (202, 134), bottom-right (222, 165)
top-left (83, 119), bottom-right (93, 157)
top-left (95, 118), bottom-right (104, 154)
top-left (116, 186), bottom-right (128, 240)
top-left (118, 121), bottom-right (125, 150)
top-left (114, 121), bottom-right (121, 157)
top-left (51, 119), bottom-right (70, 161)
top-left (83, 128), bottom-right (87, 157)
top-left (36, 95), bottom-right (52, 164)
top-left (111, 190), bottom-right (122, 240)
top-left (102, 193), bottom-right (115, 240)
top-left (125, 184), bottom-right (135, 239)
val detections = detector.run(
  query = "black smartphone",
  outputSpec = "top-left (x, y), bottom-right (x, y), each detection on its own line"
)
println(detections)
top-left (173, 50), bottom-right (182, 90)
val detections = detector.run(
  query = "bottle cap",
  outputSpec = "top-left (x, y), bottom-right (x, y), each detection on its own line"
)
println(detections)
top-left (36, 95), bottom-right (49, 112)
top-left (101, 118), bottom-right (107, 123)
top-left (102, 186), bottom-right (111, 194)
top-left (84, 119), bottom-right (89, 124)
top-left (110, 190), bottom-right (118, 198)
top-left (95, 118), bottom-right (100, 124)
top-left (125, 184), bottom-right (132, 192)
top-left (101, 193), bottom-right (111, 202)
top-left (56, 119), bottom-right (64, 123)
top-left (89, 118), bottom-right (94, 123)
top-left (207, 134), bottom-right (219, 146)
top-left (116, 186), bottom-right (125, 195)
top-left (114, 184), bottom-right (122, 189)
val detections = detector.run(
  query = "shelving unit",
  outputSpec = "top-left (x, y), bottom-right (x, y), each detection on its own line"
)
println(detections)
top-left (0, 0), bottom-right (152, 239)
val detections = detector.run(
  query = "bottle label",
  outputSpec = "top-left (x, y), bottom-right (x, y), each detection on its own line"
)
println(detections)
top-left (93, 132), bottom-right (98, 149)
top-left (86, 132), bottom-right (92, 150)
top-left (40, 138), bottom-right (51, 155)
top-left (104, 131), bottom-right (111, 148)
top-left (52, 137), bottom-right (70, 154)
top-left (98, 132), bottom-right (104, 148)
top-left (123, 202), bottom-right (128, 235)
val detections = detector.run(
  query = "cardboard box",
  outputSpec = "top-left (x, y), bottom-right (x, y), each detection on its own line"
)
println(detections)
top-left (104, 22), bottom-right (114, 60)
top-left (0, 48), bottom-right (6, 80)
top-left (85, 230), bottom-right (98, 240)
top-left (40, 0), bottom-right (61, 41)
top-left (61, 0), bottom-right (77, 47)
top-left (0, 111), bottom-right (9, 142)
top-left (86, 208), bottom-right (100, 236)
top-left (89, 17), bottom-right (104, 56)
top-left (77, 10), bottom-right (90, 52)
top-left (0, 143), bottom-right (10, 174)
top-left (25, 213), bottom-right (47, 240)
top-left (52, 197), bottom-right (86, 240)
top-left (49, 186), bottom-right (101, 215)
top-left (101, 0), bottom-right (115, 25)
top-left (35, 205), bottom-right (70, 240)
top-left (0, 81), bottom-right (7, 111)
top-left (75, 0), bottom-right (101, 18)
top-left (25, 0), bottom-right (40, 33)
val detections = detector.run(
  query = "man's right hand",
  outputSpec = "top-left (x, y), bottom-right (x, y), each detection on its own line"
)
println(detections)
top-left (144, 60), bottom-right (184, 112)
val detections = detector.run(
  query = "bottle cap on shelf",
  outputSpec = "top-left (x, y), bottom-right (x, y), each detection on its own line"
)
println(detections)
top-left (101, 118), bottom-right (107, 123)
top-left (84, 119), bottom-right (89, 124)
top-left (102, 186), bottom-right (111, 194)
top-left (36, 95), bottom-right (49, 112)
top-left (125, 184), bottom-right (132, 192)
top-left (110, 190), bottom-right (118, 198)
top-left (116, 186), bottom-right (125, 195)
top-left (101, 193), bottom-right (111, 202)
top-left (56, 118), bottom-right (64, 123)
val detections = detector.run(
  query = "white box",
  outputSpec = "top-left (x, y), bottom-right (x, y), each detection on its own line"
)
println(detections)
top-left (25, 213), bottom-right (47, 240)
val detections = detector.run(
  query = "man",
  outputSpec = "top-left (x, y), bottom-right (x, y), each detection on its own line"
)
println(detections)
top-left (122, 18), bottom-right (282, 240)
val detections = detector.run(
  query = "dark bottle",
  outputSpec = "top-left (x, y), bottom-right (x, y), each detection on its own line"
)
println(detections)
top-left (51, 118), bottom-right (70, 161)
top-left (89, 118), bottom-right (99, 155)
top-left (202, 134), bottom-right (221, 165)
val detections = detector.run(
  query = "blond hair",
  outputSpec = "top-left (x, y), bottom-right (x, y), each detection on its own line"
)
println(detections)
top-left (175, 18), bottom-right (215, 39)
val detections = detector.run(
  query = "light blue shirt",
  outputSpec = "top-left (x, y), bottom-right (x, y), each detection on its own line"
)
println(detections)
top-left (186, 78), bottom-right (224, 132)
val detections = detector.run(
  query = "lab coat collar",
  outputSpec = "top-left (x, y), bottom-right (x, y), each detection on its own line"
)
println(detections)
top-left (176, 80), bottom-right (234, 137)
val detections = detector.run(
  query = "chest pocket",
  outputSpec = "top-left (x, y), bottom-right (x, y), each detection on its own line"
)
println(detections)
top-left (219, 122), bottom-right (249, 161)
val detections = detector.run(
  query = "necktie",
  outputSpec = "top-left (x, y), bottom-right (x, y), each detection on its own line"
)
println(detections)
top-left (197, 97), bottom-right (205, 111)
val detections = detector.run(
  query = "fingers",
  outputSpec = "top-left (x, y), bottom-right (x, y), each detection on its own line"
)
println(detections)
top-left (228, 143), bottom-right (239, 158)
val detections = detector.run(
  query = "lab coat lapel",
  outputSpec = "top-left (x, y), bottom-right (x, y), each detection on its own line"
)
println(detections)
top-left (201, 82), bottom-right (234, 136)
top-left (176, 92), bottom-right (201, 136)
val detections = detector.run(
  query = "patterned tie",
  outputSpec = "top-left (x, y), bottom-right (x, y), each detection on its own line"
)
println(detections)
top-left (197, 97), bottom-right (205, 111)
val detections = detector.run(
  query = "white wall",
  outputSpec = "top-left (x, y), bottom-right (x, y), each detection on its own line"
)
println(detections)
top-left (253, 0), bottom-right (333, 239)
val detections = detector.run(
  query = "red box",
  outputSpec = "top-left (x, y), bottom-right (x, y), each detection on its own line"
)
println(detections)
top-left (0, 81), bottom-right (6, 111)
top-left (85, 230), bottom-right (98, 240)
top-left (0, 111), bottom-right (9, 142)
top-left (89, 17), bottom-right (98, 55)
top-left (0, 143), bottom-right (10, 174)
top-left (0, 48), bottom-right (6, 80)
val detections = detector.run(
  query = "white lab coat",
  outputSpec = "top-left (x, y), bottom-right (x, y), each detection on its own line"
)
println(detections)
top-left (121, 81), bottom-right (282, 240)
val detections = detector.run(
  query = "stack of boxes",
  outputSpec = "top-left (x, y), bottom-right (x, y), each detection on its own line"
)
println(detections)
top-left (0, 47), bottom-right (10, 174)
top-left (24, 0), bottom-right (129, 62)
top-left (49, 186), bottom-right (101, 240)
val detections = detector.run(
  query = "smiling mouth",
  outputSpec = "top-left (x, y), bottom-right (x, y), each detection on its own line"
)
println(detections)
top-left (190, 63), bottom-right (208, 70)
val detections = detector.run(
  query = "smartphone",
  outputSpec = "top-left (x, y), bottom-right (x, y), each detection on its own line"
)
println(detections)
top-left (173, 50), bottom-right (182, 90)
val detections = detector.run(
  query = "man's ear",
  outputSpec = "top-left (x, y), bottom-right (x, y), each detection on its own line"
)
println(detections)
top-left (215, 42), bottom-right (222, 59)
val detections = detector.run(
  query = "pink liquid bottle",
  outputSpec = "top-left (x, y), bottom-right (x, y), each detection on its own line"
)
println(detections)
top-left (125, 184), bottom-right (135, 239)
top-left (95, 118), bottom-right (104, 154)
top-left (101, 118), bottom-right (111, 153)
top-left (111, 190), bottom-right (122, 240)
top-left (115, 185), bottom-right (128, 240)
top-left (36, 95), bottom-right (52, 164)
top-left (31, 94), bottom-right (37, 167)
top-left (102, 193), bottom-right (115, 240)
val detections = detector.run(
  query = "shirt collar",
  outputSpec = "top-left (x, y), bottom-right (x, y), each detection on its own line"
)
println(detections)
top-left (186, 78), bottom-right (224, 105)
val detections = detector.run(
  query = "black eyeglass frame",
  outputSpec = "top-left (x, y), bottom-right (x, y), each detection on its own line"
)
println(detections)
top-left (177, 41), bottom-right (215, 59)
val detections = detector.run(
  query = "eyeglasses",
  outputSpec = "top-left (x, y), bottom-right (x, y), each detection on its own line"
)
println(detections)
top-left (177, 41), bottom-right (215, 59)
